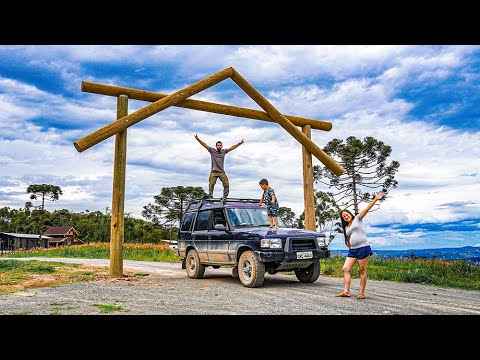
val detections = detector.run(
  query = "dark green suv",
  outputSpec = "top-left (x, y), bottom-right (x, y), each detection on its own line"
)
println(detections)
top-left (176, 197), bottom-right (330, 288)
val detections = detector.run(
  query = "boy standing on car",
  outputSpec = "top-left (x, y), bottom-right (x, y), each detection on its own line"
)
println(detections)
top-left (258, 178), bottom-right (279, 229)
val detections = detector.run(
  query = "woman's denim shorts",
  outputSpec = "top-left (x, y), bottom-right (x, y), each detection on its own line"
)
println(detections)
top-left (347, 245), bottom-right (373, 260)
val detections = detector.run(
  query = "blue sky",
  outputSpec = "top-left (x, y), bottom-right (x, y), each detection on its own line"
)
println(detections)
top-left (0, 45), bottom-right (479, 251)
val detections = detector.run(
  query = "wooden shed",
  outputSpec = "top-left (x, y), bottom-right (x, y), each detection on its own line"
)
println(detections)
top-left (0, 232), bottom-right (52, 251)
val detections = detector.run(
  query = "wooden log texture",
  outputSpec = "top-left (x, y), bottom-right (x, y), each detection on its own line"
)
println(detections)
top-left (230, 69), bottom-right (345, 176)
top-left (81, 81), bottom-right (332, 132)
top-left (110, 95), bottom-right (128, 278)
top-left (74, 67), bottom-right (234, 152)
top-left (302, 125), bottom-right (316, 231)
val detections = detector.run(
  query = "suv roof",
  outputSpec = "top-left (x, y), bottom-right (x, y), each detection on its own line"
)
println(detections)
top-left (185, 197), bottom-right (262, 212)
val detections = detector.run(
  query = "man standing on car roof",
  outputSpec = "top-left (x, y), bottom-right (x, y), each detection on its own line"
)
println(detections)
top-left (194, 134), bottom-right (244, 201)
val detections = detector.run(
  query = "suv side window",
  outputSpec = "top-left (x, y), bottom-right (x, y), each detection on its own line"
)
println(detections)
top-left (180, 212), bottom-right (195, 232)
top-left (194, 210), bottom-right (211, 231)
top-left (212, 209), bottom-right (226, 227)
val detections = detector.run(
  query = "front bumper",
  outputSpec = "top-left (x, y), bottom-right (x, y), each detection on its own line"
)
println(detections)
top-left (257, 248), bottom-right (330, 263)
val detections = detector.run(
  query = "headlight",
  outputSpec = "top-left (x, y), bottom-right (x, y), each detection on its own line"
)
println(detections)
top-left (316, 237), bottom-right (326, 247)
top-left (261, 238), bottom-right (283, 249)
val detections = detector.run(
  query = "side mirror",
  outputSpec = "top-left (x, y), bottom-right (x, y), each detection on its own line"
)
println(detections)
top-left (214, 224), bottom-right (226, 231)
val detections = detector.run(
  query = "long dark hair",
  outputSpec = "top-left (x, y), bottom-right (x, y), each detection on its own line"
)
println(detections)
top-left (340, 209), bottom-right (355, 247)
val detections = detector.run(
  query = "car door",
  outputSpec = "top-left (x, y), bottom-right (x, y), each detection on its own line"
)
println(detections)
top-left (191, 210), bottom-right (211, 262)
top-left (206, 209), bottom-right (231, 264)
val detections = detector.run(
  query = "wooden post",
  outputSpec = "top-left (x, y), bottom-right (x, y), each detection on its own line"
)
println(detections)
top-left (74, 67), bottom-right (234, 153)
top-left (302, 125), bottom-right (316, 231)
top-left (81, 81), bottom-right (333, 132)
top-left (110, 94), bottom-right (128, 278)
top-left (230, 68), bottom-right (344, 177)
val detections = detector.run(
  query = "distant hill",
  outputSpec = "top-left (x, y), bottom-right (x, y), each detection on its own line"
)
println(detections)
top-left (331, 246), bottom-right (480, 263)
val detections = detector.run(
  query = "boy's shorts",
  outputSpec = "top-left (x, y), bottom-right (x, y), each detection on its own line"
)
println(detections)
top-left (267, 205), bottom-right (279, 217)
top-left (347, 245), bottom-right (373, 260)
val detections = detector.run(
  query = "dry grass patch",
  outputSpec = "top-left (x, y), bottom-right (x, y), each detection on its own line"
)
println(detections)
top-left (0, 260), bottom-right (110, 295)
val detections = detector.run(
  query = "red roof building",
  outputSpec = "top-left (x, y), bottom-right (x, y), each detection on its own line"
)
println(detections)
top-left (42, 226), bottom-right (83, 247)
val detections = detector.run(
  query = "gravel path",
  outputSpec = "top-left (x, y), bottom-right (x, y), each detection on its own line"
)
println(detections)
top-left (1, 257), bottom-right (479, 315)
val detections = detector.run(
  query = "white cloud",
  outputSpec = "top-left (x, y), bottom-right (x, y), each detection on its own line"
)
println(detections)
top-left (1, 45), bottom-right (480, 250)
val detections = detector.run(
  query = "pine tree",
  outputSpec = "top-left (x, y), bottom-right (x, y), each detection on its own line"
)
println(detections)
top-left (313, 136), bottom-right (399, 214)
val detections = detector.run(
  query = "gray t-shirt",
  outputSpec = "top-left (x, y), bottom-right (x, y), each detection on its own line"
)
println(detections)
top-left (345, 215), bottom-right (369, 249)
top-left (208, 147), bottom-right (229, 172)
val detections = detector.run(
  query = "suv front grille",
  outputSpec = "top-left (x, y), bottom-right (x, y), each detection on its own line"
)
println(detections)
top-left (290, 237), bottom-right (316, 251)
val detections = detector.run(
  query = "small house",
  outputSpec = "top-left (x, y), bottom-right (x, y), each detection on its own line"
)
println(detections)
top-left (42, 226), bottom-right (83, 247)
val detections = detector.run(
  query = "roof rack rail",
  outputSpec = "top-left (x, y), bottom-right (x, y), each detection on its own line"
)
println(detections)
top-left (185, 196), bottom-right (262, 211)
top-left (208, 197), bottom-right (260, 203)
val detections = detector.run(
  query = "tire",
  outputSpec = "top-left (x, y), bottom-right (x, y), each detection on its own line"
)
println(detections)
top-left (295, 261), bottom-right (320, 283)
top-left (186, 249), bottom-right (205, 279)
top-left (238, 250), bottom-right (265, 288)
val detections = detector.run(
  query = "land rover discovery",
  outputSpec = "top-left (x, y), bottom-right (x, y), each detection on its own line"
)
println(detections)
top-left (176, 197), bottom-right (330, 288)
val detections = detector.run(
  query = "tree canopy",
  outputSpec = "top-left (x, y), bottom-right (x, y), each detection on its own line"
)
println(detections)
top-left (26, 184), bottom-right (63, 211)
top-left (313, 136), bottom-right (399, 215)
top-left (142, 186), bottom-right (207, 227)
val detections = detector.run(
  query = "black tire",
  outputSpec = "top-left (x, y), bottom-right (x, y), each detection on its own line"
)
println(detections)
top-left (186, 249), bottom-right (205, 279)
top-left (294, 261), bottom-right (320, 283)
top-left (238, 250), bottom-right (265, 288)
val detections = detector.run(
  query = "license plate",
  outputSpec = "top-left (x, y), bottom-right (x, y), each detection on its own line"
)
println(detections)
top-left (296, 251), bottom-right (313, 259)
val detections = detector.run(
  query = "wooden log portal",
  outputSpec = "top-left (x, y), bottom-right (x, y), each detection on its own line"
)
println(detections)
top-left (302, 125), bottom-right (316, 231)
top-left (230, 69), bottom-right (344, 177)
top-left (110, 95), bottom-right (128, 278)
top-left (74, 67), bottom-right (234, 153)
top-left (75, 66), bottom-right (344, 276)
top-left (81, 81), bottom-right (332, 132)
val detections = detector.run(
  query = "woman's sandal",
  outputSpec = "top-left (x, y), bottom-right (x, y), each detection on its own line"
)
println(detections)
top-left (357, 293), bottom-right (366, 299)
top-left (336, 291), bottom-right (351, 297)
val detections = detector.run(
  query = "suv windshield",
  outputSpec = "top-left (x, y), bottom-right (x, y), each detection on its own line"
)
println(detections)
top-left (227, 207), bottom-right (286, 228)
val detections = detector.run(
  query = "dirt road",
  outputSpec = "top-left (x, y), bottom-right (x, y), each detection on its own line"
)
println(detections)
top-left (1, 257), bottom-right (479, 315)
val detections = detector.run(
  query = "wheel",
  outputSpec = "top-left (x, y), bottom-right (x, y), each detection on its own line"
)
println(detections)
top-left (294, 261), bottom-right (320, 283)
top-left (238, 250), bottom-right (265, 288)
top-left (186, 249), bottom-right (205, 279)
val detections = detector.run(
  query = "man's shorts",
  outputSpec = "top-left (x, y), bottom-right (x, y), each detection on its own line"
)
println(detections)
top-left (347, 245), bottom-right (373, 260)
top-left (267, 205), bottom-right (279, 217)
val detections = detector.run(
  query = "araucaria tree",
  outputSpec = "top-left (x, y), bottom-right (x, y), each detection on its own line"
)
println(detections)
top-left (142, 186), bottom-right (207, 227)
top-left (314, 191), bottom-right (343, 245)
top-left (313, 136), bottom-right (400, 215)
top-left (279, 207), bottom-right (296, 227)
top-left (26, 184), bottom-right (63, 211)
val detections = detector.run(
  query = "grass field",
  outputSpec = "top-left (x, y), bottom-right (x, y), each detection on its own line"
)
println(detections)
top-left (3, 243), bottom-right (480, 291)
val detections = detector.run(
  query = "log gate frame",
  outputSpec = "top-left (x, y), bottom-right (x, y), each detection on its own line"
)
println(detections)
top-left (75, 67), bottom-right (344, 278)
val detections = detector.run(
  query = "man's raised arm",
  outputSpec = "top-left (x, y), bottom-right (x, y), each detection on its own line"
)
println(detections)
top-left (194, 134), bottom-right (209, 150)
top-left (227, 139), bottom-right (245, 152)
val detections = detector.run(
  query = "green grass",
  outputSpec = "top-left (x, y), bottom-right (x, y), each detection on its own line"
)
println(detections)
top-left (7, 243), bottom-right (181, 262)
top-left (10, 311), bottom-right (32, 315)
top-left (93, 303), bottom-right (128, 313)
top-left (4, 244), bottom-right (480, 291)
top-left (0, 259), bottom-right (109, 295)
top-left (321, 254), bottom-right (480, 291)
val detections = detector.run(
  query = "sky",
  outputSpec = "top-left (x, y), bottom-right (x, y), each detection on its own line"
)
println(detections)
top-left (0, 45), bottom-right (479, 251)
